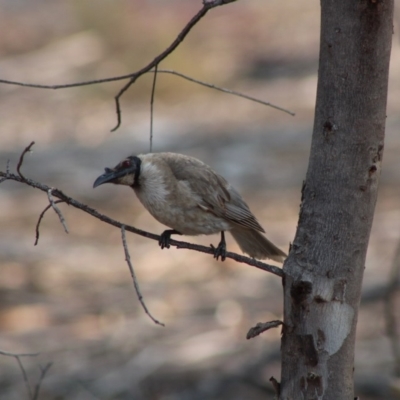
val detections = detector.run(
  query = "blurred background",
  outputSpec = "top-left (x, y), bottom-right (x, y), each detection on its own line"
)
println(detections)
top-left (0, 0), bottom-right (400, 399)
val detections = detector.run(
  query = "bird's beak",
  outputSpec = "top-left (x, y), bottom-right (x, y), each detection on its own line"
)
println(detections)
top-left (93, 167), bottom-right (118, 188)
top-left (93, 168), bottom-right (133, 188)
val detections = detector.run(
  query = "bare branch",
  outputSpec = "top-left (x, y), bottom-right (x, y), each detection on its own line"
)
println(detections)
top-left (47, 189), bottom-right (69, 234)
top-left (35, 200), bottom-right (66, 245)
top-left (121, 226), bottom-right (164, 326)
top-left (0, 350), bottom-right (51, 400)
top-left (16, 356), bottom-right (33, 399)
top-left (0, 350), bottom-right (39, 400)
top-left (0, 2), bottom-right (239, 132)
top-left (0, 159), bottom-right (10, 184)
top-left (0, 69), bottom-right (294, 117)
top-left (246, 320), bottom-right (283, 340)
top-left (0, 75), bottom-right (134, 89)
top-left (17, 141), bottom-right (35, 180)
top-left (0, 0), bottom-right (294, 133)
top-left (0, 350), bottom-right (39, 357)
top-left (110, 1), bottom-right (237, 131)
top-left (32, 362), bottom-right (53, 400)
top-left (149, 65), bottom-right (158, 153)
top-left (0, 170), bottom-right (284, 278)
top-left (153, 69), bottom-right (295, 116)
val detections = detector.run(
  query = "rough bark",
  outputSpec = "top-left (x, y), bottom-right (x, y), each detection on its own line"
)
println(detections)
top-left (279, 1), bottom-right (394, 399)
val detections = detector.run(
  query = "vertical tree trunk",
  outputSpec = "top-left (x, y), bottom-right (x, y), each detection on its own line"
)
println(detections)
top-left (279, 1), bottom-right (394, 399)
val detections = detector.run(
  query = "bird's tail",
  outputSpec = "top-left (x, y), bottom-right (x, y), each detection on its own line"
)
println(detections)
top-left (230, 228), bottom-right (287, 263)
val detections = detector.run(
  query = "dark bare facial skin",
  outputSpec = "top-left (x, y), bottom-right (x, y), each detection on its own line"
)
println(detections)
top-left (93, 157), bottom-right (138, 188)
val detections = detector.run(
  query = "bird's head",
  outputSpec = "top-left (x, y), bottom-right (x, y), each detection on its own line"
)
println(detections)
top-left (93, 155), bottom-right (141, 188)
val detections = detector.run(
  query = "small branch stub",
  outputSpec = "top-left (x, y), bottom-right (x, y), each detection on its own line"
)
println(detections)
top-left (246, 320), bottom-right (283, 339)
top-left (17, 141), bottom-right (35, 180)
top-left (270, 376), bottom-right (281, 398)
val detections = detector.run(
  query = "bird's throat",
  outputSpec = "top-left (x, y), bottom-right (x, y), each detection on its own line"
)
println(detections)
top-left (131, 156), bottom-right (141, 188)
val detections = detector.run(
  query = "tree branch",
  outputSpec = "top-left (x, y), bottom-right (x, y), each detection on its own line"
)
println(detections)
top-left (0, 0), bottom-right (295, 131)
top-left (32, 362), bottom-right (52, 400)
top-left (17, 141), bottom-right (35, 180)
top-left (35, 200), bottom-right (66, 245)
top-left (110, 0), bottom-right (238, 131)
top-left (246, 320), bottom-right (283, 340)
top-left (46, 189), bottom-right (69, 234)
top-left (152, 69), bottom-right (295, 116)
top-left (149, 65), bottom-right (158, 153)
top-left (0, 350), bottom-right (39, 357)
top-left (0, 171), bottom-right (283, 278)
top-left (0, 68), bottom-right (294, 116)
top-left (121, 226), bottom-right (164, 326)
top-left (0, 159), bottom-right (10, 184)
top-left (0, 349), bottom-right (39, 400)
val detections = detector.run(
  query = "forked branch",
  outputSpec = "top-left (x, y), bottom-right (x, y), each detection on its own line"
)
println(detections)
top-left (0, 0), bottom-right (294, 132)
top-left (1, 143), bottom-right (284, 326)
top-left (0, 349), bottom-right (46, 400)
top-left (1, 142), bottom-right (284, 279)
top-left (1, 170), bottom-right (284, 278)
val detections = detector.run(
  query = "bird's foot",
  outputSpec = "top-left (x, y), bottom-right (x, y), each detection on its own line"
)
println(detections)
top-left (159, 229), bottom-right (181, 249)
top-left (211, 240), bottom-right (226, 261)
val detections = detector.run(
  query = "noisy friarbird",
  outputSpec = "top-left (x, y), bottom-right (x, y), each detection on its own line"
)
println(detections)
top-left (93, 152), bottom-right (286, 262)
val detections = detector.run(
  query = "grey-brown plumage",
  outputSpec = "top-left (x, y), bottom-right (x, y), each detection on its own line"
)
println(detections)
top-left (93, 152), bottom-right (286, 262)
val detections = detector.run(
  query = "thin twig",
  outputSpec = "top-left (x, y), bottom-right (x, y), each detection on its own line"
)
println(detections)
top-left (32, 362), bottom-right (52, 400)
top-left (17, 141), bottom-right (35, 180)
top-left (47, 189), bottom-right (69, 234)
top-left (149, 65), bottom-right (158, 153)
top-left (384, 239), bottom-right (400, 376)
top-left (0, 159), bottom-right (10, 184)
top-left (110, 0), bottom-right (238, 131)
top-left (152, 69), bottom-right (295, 116)
top-left (0, 1), bottom-right (238, 131)
top-left (121, 226), bottom-right (164, 326)
top-left (0, 70), bottom-right (294, 117)
top-left (246, 320), bottom-right (283, 339)
top-left (35, 200), bottom-right (66, 245)
top-left (0, 0), bottom-right (295, 133)
top-left (0, 350), bottom-right (51, 400)
top-left (16, 356), bottom-right (33, 399)
top-left (0, 171), bottom-right (284, 278)
top-left (0, 350), bottom-right (39, 357)
top-left (0, 350), bottom-right (39, 400)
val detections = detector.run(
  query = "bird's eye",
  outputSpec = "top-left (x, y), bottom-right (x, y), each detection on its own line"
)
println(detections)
top-left (121, 159), bottom-right (131, 169)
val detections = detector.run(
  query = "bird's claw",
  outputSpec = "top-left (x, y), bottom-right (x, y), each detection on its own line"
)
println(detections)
top-left (159, 231), bottom-right (172, 249)
top-left (211, 242), bottom-right (226, 261)
top-left (159, 229), bottom-right (181, 249)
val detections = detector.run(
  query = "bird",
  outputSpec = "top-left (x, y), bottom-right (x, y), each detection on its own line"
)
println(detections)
top-left (93, 152), bottom-right (286, 263)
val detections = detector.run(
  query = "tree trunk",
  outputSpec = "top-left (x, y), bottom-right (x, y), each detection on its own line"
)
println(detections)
top-left (279, 1), bottom-right (394, 399)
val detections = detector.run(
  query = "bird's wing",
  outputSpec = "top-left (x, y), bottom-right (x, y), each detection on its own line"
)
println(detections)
top-left (162, 153), bottom-right (265, 233)
top-left (222, 186), bottom-right (265, 233)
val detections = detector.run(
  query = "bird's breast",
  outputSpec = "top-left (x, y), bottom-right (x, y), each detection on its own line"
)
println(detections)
top-left (134, 181), bottom-right (231, 235)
